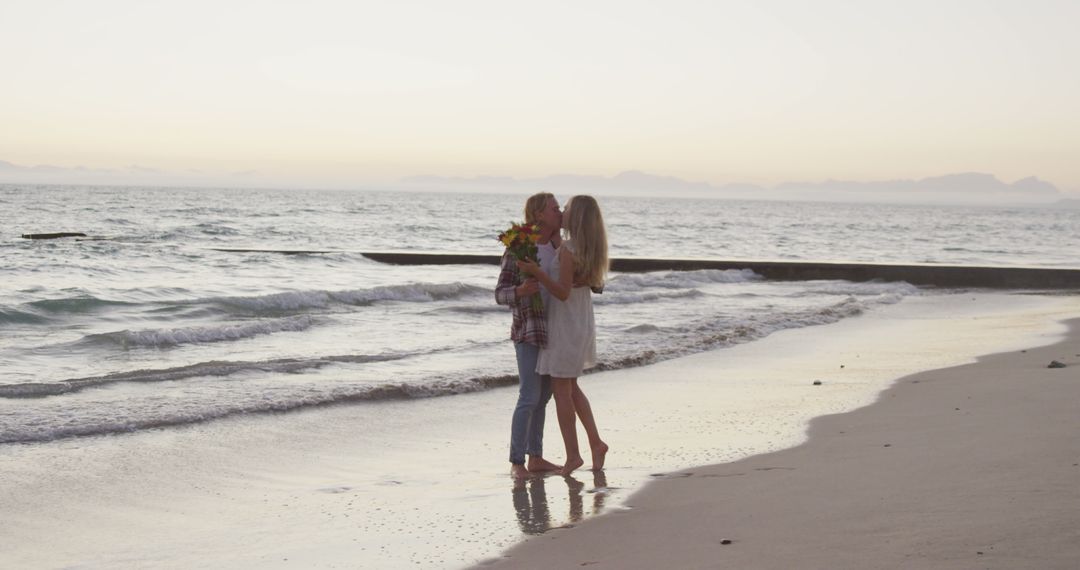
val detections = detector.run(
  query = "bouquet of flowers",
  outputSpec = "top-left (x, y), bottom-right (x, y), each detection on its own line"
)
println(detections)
top-left (498, 222), bottom-right (544, 311)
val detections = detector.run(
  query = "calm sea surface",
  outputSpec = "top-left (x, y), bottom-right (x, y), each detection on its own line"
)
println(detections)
top-left (1, 184), bottom-right (1077, 445)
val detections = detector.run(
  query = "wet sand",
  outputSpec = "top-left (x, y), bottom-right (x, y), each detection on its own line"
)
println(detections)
top-left (483, 320), bottom-right (1080, 569)
top-left (1, 293), bottom-right (1078, 568)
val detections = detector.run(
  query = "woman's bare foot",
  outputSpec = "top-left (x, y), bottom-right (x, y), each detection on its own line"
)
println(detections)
top-left (560, 455), bottom-right (585, 476)
top-left (591, 441), bottom-right (609, 470)
top-left (511, 464), bottom-right (531, 479)
top-left (527, 457), bottom-right (562, 472)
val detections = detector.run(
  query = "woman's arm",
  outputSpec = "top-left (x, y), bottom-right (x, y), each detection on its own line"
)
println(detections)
top-left (518, 248), bottom-right (573, 301)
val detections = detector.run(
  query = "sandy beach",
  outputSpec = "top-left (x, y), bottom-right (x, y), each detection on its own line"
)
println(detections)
top-left (485, 319), bottom-right (1080, 569)
top-left (2, 292), bottom-right (1078, 568)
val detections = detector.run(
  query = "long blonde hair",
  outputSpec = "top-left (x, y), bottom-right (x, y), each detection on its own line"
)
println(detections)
top-left (562, 195), bottom-right (608, 289)
top-left (524, 192), bottom-right (555, 228)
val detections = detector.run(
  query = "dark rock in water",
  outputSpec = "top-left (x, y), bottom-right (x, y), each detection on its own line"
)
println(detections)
top-left (883, 444), bottom-right (892, 447)
top-left (1048, 360), bottom-right (1066, 369)
top-left (812, 380), bottom-right (822, 386)
top-left (20, 232), bottom-right (87, 239)
top-left (840, 364), bottom-right (845, 368)
top-left (720, 539), bottom-right (732, 545)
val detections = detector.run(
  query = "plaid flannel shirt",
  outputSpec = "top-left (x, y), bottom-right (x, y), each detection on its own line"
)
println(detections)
top-left (495, 249), bottom-right (548, 348)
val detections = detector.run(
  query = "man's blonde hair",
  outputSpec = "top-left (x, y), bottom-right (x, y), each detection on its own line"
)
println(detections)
top-left (562, 195), bottom-right (608, 289)
top-left (524, 193), bottom-right (555, 227)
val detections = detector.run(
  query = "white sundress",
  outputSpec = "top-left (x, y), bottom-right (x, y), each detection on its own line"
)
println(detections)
top-left (536, 241), bottom-right (597, 378)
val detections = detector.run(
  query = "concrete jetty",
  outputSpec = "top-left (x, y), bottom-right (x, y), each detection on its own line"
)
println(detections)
top-left (20, 232), bottom-right (88, 240)
top-left (359, 252), bottom-right (1080, 289)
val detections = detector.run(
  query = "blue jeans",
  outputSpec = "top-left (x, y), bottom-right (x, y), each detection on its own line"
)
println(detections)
top-left (510, 342), bottom-right (552, 465)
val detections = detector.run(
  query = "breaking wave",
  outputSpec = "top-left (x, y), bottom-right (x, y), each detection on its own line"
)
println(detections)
top-left (82, 316), bottom-right (316, 348)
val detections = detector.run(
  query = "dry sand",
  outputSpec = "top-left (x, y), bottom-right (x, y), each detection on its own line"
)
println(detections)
top-left (483, 320), bottom-right (1080, 569)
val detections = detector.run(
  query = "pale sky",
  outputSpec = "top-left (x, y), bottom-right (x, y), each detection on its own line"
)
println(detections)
top-left (1, 0), bottom-right (1078, 192)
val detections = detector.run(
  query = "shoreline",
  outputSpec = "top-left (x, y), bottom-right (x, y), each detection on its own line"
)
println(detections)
top-left (482, 319), bottom-right (1080, 569)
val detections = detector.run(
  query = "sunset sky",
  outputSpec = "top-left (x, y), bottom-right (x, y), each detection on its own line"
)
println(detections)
top-left (1, 0), bottom-right (1077, 193)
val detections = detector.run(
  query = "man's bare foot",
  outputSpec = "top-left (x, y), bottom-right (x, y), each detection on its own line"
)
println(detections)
top-left (511, 464), bottom-right (531, 479)
top-left (527, 457), bottom-right (561, 472)
top-left (560, 455), bottom-right (585, 476)
top-left (591, 441), bottom-right (609, 470)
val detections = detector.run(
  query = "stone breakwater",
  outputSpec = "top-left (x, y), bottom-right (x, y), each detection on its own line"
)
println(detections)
top-left (360, 252), bottom-right (1080, 289)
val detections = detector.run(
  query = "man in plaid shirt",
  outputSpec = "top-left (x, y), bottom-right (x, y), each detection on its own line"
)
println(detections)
top-left (496, 193), bottom-right (563, 478)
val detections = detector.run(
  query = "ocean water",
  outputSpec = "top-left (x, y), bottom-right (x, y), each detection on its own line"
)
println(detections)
top-left (1, 184), bottom-right (1078, 445)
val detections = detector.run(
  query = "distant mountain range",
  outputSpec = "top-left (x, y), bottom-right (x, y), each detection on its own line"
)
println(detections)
top-left (405, 170), bottom-right (724, 196)
top-left (0, 160), bottom-right (258, 189)
top-left (403, 170), bottom-right (1066, 205)
top-left (1, 158), bottom-right (1072, 205)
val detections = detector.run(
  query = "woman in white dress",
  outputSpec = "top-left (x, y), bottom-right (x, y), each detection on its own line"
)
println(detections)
top-left (517, 195), bottom-right (609, 476)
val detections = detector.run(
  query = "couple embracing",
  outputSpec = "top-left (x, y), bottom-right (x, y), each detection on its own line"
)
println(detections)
top-left (495, 193), bottom-right (609, 478)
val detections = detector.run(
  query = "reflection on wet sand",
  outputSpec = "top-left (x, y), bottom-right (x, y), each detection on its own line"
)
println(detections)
top-left (512, 470), bottom-right (611, 535)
